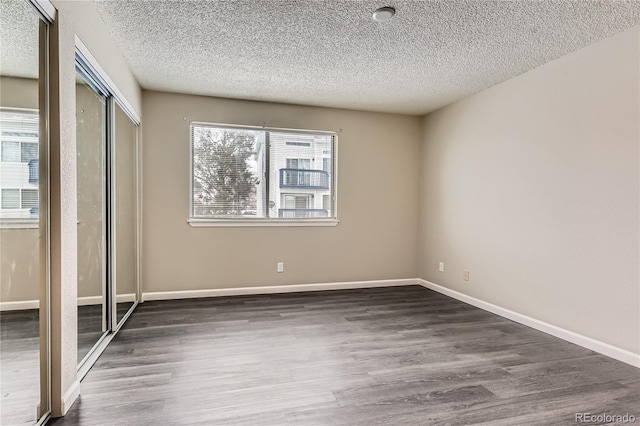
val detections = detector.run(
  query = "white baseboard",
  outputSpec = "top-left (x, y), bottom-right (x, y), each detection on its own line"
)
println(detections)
top-left (142, 278), bottom-right (419, 302)
top-left (60, 379), bottom-right (80, 416)
top-left (77, 296), bottom-right (102, 306)
top-left (116, 293), bottom-right (136, 303)
top-left (419, 279), bottom-right (640, 368)
top-left (0, 294), bottom-right (136, 311)
top-left (77, 293), bottom-right (136, 306)
top-left (0, 299), bottom-right (39, 311)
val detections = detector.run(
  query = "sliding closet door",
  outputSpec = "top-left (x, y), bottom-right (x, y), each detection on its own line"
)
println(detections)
top-left (113, 103), bottom-right (138, 327)
top-left (0, 0), bottom-right (50, 423)
top-left (75, 70), bottom-right (108, 364)
top-left (74, 53), bottom-right (141, 373)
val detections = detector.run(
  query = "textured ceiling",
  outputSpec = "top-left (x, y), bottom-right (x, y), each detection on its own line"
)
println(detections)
top-left (94, 0), bottom-right (640, 115)
top-left (0, 0), bottom-right (40, 79)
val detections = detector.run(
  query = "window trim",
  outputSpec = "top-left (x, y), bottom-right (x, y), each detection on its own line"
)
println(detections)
top-left (188, 122), bottom-right (339, 227)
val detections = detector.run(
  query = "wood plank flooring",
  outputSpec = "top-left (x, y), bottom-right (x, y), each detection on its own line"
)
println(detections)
top-left (0, 308), bottom-right (40, 426)
top-left (48, 286), bottom-right (639, 425)
top-left (1, 304), bottom-right (132, 425)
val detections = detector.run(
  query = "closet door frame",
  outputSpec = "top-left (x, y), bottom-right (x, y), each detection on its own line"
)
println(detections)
top-left (32, 0), bottom-right (54, 423)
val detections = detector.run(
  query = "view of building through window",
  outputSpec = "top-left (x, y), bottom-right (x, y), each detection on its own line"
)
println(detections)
top-left (270, 131), bottom-right (333, 219)
top-left (0, 109), bottom-right (39, 220)
top-left (191, 124), bottom-right (335, 220)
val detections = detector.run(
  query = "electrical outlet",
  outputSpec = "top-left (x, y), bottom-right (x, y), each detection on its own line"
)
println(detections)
top-left (438, 262), bottom-right (444, 273)
top-left (277, 262), bottom-right (284, 273)
top-left (463, 270), bottom-right (469, 281)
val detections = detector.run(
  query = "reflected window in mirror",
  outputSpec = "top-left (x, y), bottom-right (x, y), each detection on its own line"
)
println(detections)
top-left (0, 109), bottom-right (40, 222)
top-left (0, 0), bottom-right (50, 423)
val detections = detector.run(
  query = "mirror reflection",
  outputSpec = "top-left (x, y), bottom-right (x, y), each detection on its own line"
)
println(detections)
top-left (76, 71), bottom-right (108, 363)
top-left (114, 103), bottom-right (138, 324)
top-left (0, 0), bottom-right (44, 423)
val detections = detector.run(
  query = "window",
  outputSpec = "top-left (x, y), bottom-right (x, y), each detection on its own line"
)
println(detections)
top-left (284, 158), bottom-right (311, 186)
top-left (1, 189), bottom-right (20, 209)
top-left (190, 123), bottom-right (336, 224)
top-left (2, 140), bottom-right (38, 163)
top-left (322, 158), bottom-right (331, 173)
top-left (1, 141), bottom-right (20, 162)
top-left (286, 158), bottom-right (311, 169)
top-left (1, 110), bottom-right (39, 163)
top-left (283, 194), bottom-right (311, 209)
top-left (21, 189), bottom-right (38, 209)
top-left (0, 188), bottom-right (39, 220)
top-left (21, 142), bottom-right (38, 163)
top-left (0, 109), bottom-right (39, 220)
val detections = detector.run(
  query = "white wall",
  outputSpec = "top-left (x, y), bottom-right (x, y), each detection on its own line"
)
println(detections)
top-left (419, 27), bottom-right (639, 356)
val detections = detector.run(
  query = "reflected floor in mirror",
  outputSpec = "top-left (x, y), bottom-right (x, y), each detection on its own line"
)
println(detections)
top-left (1, 304), bottom-right (133, 425)
top-left (0, 309), bottom-right (39, 426)
top-left (77, 304), bottom-right (133, 363)
top-left (49, 286), bottom-right (639, 426)
top-left (77, 305), bottom-right (105, 364)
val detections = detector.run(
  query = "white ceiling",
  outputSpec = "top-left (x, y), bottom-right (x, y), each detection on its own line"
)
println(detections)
top-left (93, 0), bottom-right (640, 115)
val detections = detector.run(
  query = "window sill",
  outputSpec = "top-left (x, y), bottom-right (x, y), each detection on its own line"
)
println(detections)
top-left (0, 220), bottom-right (39, 229)
top-left (188, 218), bottom-right (340, 228)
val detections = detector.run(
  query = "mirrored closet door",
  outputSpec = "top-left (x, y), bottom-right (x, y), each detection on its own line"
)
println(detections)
top-left (0, 0), bottom-right (51, 424)
top-left (75, 68), bottom-right (108, 365)
top-left (113, 103), bottom-right (139, 327)
top-left (75, 57), bottom-right (140, 374)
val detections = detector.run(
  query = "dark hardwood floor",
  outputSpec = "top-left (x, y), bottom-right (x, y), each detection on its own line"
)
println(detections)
top-left (1, 303), bottom-right (132, 425)
top-left (46, 286), bottom-right (639, 425)
top-left (50, 286), bottom-right (640, 426)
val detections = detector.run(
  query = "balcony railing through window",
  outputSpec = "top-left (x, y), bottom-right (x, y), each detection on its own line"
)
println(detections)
top-left (278, 209), bottom-right (329, 218)
top-left (279, 168), bottom-right (329, 190)
top-left (28, 159), bottom-right (39, 183)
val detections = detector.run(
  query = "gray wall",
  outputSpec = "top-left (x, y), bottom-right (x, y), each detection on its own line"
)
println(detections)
top-left (418, 27), bottom-right (639, 354)
top-left (0, 76), bottom-right (38, 108)
top-left (0, 228), bottom-right (39, 302)
top-left (141, 91), bottom-right (421, 293)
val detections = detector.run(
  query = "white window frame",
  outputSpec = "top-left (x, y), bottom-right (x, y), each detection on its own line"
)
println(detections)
top-left (188, 122), bottom-right (339, 227)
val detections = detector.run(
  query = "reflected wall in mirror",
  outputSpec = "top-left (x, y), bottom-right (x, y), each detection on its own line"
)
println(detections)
top-left (114, 103), bottom-right (138, 325)
top-left (76, 70), bottom-right (108, 363)
top-left (75, 48), bottom-right (141, 373)
top-left (0, 0), bottom-right (47, 423)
